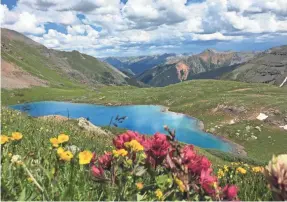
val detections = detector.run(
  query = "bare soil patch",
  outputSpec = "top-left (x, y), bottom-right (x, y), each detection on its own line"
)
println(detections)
top-left (1, 59), bottom-right (48, 89)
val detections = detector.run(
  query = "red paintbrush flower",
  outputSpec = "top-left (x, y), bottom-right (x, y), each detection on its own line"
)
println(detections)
top-left (98, 152), bottom-right (112, 169)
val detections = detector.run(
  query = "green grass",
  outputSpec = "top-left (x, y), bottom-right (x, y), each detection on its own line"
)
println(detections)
top-left (1, 108), bottom-right (272, 201)
top-left (2, 80), bottom-right (287, 162)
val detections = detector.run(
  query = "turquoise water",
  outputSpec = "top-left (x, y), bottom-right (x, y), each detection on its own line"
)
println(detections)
top-left (10, 101), bottom-right (232, 152)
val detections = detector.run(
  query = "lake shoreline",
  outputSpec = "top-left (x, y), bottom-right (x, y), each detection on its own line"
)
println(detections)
top-left (11, 100), bottom-right (245, 156)
top-left (160, 106), bottom-right (246, 156)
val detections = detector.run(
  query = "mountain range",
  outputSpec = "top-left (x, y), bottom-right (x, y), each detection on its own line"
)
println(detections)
top-left (135, 49), bottom-right (257, 86)
top-left (222, 46), bottom-right (287, 86)
top-left (101, 53), bottom-right (176, 76)
top-left (1, 28), bottom-right (286, 89)
top-left (1, 28), bottom-right (143, 89)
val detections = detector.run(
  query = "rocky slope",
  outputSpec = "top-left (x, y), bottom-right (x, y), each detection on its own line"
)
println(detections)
top-left (222, 46), bottom-right (287, 87)
top-left (137, 49), bottom-right (256, 87)
top-left (101, 53), bottom-right (176, 76)
top-left (1, 28), bottom-right (142, 89)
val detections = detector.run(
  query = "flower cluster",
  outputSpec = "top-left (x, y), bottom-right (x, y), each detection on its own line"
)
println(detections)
top-left (89, 130), bottom-right (239, 201)
top-left (1, 132), bottom-right (23, 145)
top-left (50, 134), bottom-right (69, 147)
top-left (264, 154), bottom-right (287, 200)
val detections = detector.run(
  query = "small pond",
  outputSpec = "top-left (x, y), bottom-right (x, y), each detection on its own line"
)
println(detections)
top-left (11, 101), bottom-right (232, 152)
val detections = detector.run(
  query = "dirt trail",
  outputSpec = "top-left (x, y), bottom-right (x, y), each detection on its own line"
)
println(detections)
top-left (228, 88), bottom-right (251, 92)
top-left (1, 59), bottom-right (48, 89)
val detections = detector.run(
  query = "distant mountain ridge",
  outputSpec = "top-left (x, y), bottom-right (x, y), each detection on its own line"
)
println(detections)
top-left (136, 49), bottom-right (257, 87)
top-left (101, 53), bottom-right (176, 75)
top-left (1, 28), bottom-right (143, 89)
top-left (222, 45), bottom-right (287, 87)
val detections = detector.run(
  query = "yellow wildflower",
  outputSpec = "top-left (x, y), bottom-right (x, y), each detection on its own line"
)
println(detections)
top-left (217, 169), bottom-right (225, 179)
top-left (155, 189), bottom-right (163, 200)
top-left (50, 138), bottom-right (59, 147)
top-left (174, 177), bottom-right (185, 192)
top-left (27, 177), bottom-right (33, 182)
top-left (57, 134), bottom-right (69, 144)
top-left (8, 153), bottom-right (13, 157)
top-left (57, 147), bottom-right (65, 155)
top-left (136, 182), bottom-right (144, 190)
top-left (59, 151), bottom-right (73, 162)
top-left (112, 149), bottom-right (128, 157)
top-left (1, 135), bottom-right (9, 144)
top-left (11, 132), bottom-right (23, 141)
top-left (236, 167), bottom-right (247, 174)
top-left (78, 150), bottom-right (93, 165)
top-left (126, 159), bottom-right (133, 166)
top-left (223, 165), bottom-right (229, 172)
top-left (124, 140), bottom-right (144, 152)
top-left (252, 166), bottom-right (263, 173)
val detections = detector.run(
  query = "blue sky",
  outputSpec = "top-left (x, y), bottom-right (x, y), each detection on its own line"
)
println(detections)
top-left (1, 0), bottom-right (287, 57)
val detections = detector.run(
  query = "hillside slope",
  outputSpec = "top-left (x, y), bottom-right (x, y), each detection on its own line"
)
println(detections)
top-left (2, 79), bottom-right (287, 162)
top-left (137, 49), bottom-right (256, 87)
top-left (222, 45), bottom-right (287, 87)
top-left (1, 28), bottom-right (140, 88)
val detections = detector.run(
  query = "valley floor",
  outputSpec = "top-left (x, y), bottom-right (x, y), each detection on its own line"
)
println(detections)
top-left (2, 79), bottom-right (287, 163)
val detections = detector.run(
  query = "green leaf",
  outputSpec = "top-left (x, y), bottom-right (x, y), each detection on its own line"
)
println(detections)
top-left (134, 166), bottom-right (147, 176)
top-left (17, 188), bottom-right (26, 201)
top-left (137, 193), bottom-right (145, 201)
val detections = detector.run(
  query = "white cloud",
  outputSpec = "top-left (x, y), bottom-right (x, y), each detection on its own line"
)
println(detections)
top-left (1, 0), bottom-right (287, 56)
top-left (1, 10), bottom-right (45, 34)
top-left (192, 32), bottom-right (243, 41)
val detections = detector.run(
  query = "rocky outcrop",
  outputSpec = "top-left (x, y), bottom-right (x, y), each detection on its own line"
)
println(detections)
top-left (77, 117), bottom-right (111, 136)
top-left (223, 45), bottom-right (287, 86)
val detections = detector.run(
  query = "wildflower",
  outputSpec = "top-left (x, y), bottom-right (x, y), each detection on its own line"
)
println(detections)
top-left (223, 185), bottom-right (238, 200)
top-left (79, 150), bottom-right (93, 165)
top-left (1, 135), bottom-right (9, 144)
top-left (50, 138), bottom-right (59, 147)
top-left (252, 166), bottom-right (262, 173)
top-left (145, 133), bottom-right (171, 167)
top-left (112, 149), bottom-right (128, 157)
top-left (27, 177), bottom-right (33, 183)
top-left (57, 147), bottom-right (65, 155)
top-left (98, 152), bottom-right (112, 169)
top-left (113, 131), bottom-right (142, 149)
top-left (59, 151), bottom-right (73, 162)
top-left (217, 169), bottom-right (225, 179)
top-left (126, 159), bottom-right (133, 166)
top-left (136, 182), bottom-right (144, 190)
top-left (174, 177), bottom-right (185, 192)
top-left (223, 165), bottom-right (229, 172)
top-left (264, 154), bottom-right (287, 200)
top-left (91, 165), bottom-right (104, 178)
top-left (57, 134), bottom-right (69, 144)
top-left (11, 132), bottom-right (23, 141)
top-left (8, 153), bottom-right (12, 157)
top-left (11, 155), bottom-right (22, 164)
top-left (236, 167), bottom-right (247, 174)
top-left (124, 140), bottom-right (144, 152)
top-left (200, 168), bottom-right (218, 195)
top-left (155, 189), bottom-right (163, 200)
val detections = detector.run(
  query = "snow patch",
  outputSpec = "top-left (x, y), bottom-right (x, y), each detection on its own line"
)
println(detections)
top-left (256, 113), bottom-right (268, 121)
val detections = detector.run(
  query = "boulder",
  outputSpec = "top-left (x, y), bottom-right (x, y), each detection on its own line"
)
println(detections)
top-left (78, 117), bottom-right (110, 136)
top-left (279, 125), bottom-right (287, 130)
top-left (256, 113), bottom-right (268, 121)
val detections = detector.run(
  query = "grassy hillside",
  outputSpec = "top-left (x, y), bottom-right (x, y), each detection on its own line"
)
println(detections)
top-left (2, 80), bottom-right (287, 162)
top-left (1, 28), bottom-right (137, 88)
top-left (1, 107), bottom-right (272, 201)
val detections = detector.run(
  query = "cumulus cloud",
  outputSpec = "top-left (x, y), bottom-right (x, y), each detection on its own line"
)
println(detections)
top-left (1, 0), bottom-right (287, 56)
